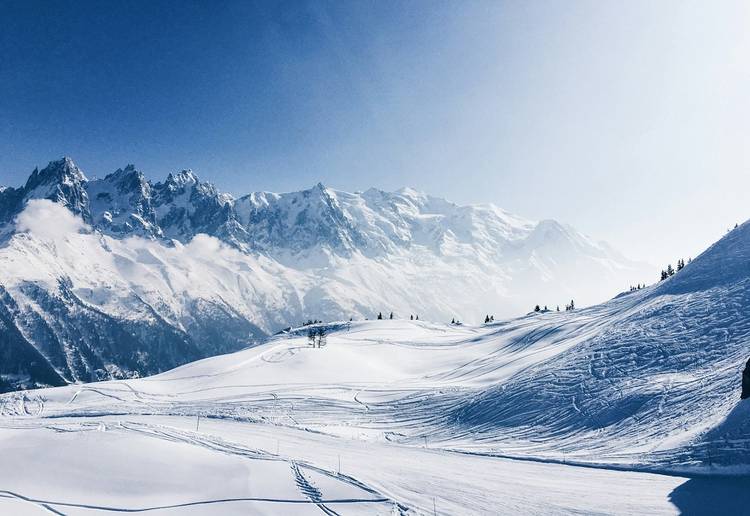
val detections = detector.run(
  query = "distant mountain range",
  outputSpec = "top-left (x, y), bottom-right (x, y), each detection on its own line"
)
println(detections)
top-left (0, 158), bottom-right (651, 391)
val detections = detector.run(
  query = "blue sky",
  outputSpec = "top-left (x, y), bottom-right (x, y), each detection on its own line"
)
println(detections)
top-left (1, 0), bottom-right (748, 267)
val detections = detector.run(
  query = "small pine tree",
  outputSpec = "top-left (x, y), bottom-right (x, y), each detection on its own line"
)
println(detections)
top-left (410, 314), bottom-right (414, 320)
top-left (377, 312), bottom-right (383, 320)
top-left (416, 315), bottom-right (419, 320)
top-left (307, 327), bottom-right (316, 347)
top-left (484, 315), bottom-right (490, 323)
top-left (317, 327), bottom-right (327, 348)
top-left (556, 305), bottom-right (560, 312)
top-left (660, 270), bottom-right (668, 281)
top-left (667, 264), bottom-right (675, 276)
top-left (534, 305), bottom-right (540, 312)
top-left (389, 312), bottom-right (394, 320)
top-left (451, 318), bottom-right (455, 324)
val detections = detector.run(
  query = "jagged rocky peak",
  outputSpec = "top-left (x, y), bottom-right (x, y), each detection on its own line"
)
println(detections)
top-left (22, 157), bottom-right (90, 219)
top-left (87, 164), bottom-right (159, 237)
top-left (152, 168), bottom-right (228, 207)
top-left (24, 157), bottom-right (88, 190)
top-left (105, 163), bottom-right (147, 184)
top-left (92, 164), bottom-right (152, 202)
top-left (1, 157), bottom-right (655, 277)
top-left (164, 169), bottom-right (199, 189)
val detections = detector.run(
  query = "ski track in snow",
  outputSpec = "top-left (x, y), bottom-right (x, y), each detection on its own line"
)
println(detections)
top-left (4, 254), bottom-right (750, 514)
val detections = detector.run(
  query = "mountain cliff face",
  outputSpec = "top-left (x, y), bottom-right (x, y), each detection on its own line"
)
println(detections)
top-left (0, 158), bottom-right (651, 391)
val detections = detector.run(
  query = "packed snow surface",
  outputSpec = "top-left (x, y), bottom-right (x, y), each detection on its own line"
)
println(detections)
top-left (3, 286), bottom-right (750, 514)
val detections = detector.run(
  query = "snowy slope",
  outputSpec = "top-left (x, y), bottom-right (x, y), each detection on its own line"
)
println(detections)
top-left (1, 218), bottom-right (749, 513)
top-left (0, 158), bottom-right (651, 392)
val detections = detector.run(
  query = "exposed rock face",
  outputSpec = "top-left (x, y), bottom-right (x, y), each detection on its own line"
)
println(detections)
top-left (742, 358), bottom-right (750, 400)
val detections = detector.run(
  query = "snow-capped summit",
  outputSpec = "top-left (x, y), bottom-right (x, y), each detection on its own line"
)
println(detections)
top-left (87, 165), bottom-right (159, 237)
top-left (0, 158), bottom-right (91, 228)
top-left (23, 157), bottom-right (89, 217)
top-left (235, 182), bottom-right (366, 255)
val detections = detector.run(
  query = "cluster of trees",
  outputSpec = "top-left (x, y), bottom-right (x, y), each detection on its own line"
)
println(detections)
top-left (483, 314), bottom-right (495, 323)
top-left (659, 258), bottom-right (690, 281)
top-left (628, 284), bottom-right (645, 292)
top-left (529, 300), bottom-right (574, 313)
top-left (302, 319), bottom-right (323, 326)
top-left (306, 326), bottom-right (327, 348)
top-left (374, 312), bottom-right (421, 320)
top-left (450, 318), bottom-right (462, 325)
top-left (530, 300), bottom-right (574, 313)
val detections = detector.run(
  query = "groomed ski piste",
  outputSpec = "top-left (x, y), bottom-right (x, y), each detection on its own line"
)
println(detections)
top-left (3, 220), bottom-right (750, 514)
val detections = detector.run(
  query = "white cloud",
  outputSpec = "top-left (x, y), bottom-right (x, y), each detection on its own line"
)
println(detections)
top-left (15, 199), bottom-right (87, 240)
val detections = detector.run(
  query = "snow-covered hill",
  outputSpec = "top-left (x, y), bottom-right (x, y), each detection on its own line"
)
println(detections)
top-left (1, 217), bottom-right (748, 514)
top-left (0, 158), bottom-right (650, 391)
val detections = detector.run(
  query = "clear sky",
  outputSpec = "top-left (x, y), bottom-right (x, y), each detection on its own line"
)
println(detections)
top-left (1, 0), bottom-right (748, 268)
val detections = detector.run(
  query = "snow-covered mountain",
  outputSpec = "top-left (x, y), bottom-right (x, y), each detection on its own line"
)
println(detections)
top-left (0, 157), bottom-right (650, 391)
top-left (1, 216), bottom-right (748, 514)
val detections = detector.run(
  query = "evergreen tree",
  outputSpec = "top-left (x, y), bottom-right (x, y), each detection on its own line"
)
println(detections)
top-left (377, 312), bottom-right (383, 320)
top-left (667, 263), bottom-right (675, 276)
top-left (660, 270), bottom-right (668, 281)
top-left (484, 315), bottom-right (490, 323)
top-left (389, 312), bottom-right (394, 320)
top-left (318, 327), bottom-right (327, 348)
top-left (410, 314), bottom-right (414, 320)
top-left (307, 327), bottom-right (316, 347)
top-left (307, 326), bottom-right (327, 348)
top-left (556, 305), bottom-right (560, 312)
top-left (451, 318), bottom-right (455, 324)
